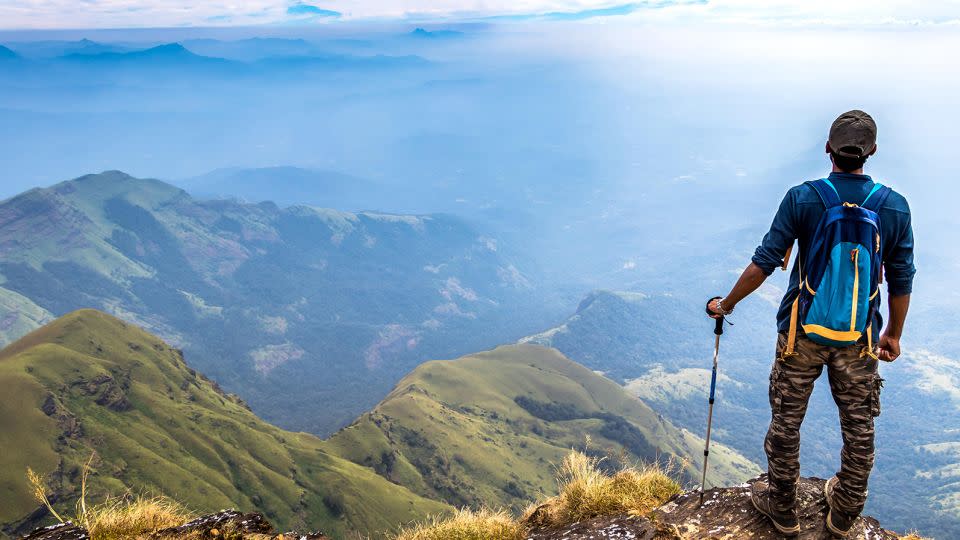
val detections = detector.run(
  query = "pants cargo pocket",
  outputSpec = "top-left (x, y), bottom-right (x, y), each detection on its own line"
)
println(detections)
top-left (769, 362), bottom-right (784, 414)
top-left (869, 375), bottom-right (884, 418)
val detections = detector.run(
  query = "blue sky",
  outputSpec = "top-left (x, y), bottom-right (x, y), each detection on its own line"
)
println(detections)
top-left (2, 0), bottom-right (960, 29)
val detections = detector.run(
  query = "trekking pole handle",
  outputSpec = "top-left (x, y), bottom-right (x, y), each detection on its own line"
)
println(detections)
top-left (706, 296), bottom-right (725, 336)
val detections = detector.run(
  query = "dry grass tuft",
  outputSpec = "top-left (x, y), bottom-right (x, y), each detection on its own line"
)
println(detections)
top-left (27, 467), bottom-right (65, 524)
top-left (85, 495), bottom-right (193, 540)
top-left (27, 453), bottom-right (193, 540)
top-left (393, 450), bottom-right (679, 539)
top-left (394, 508), bottom-right (526, 540)
top-left (523, 451), bottom-right (680, 529)
top-left (900, 534), bottom-right (931, 540)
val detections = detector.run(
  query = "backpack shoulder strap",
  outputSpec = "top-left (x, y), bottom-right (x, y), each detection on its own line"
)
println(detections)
top-left (807, 179), bottom-right (842, 209)
top-left (861, 183), bottom-right (892, 212)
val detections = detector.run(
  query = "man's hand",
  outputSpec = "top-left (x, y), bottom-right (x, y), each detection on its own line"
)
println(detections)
top-left (706, 297), bottom-right (726, 319)
top-left (877, 333), bottom-right (901, 362)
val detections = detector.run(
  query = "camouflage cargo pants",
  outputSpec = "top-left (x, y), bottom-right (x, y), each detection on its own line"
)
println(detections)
top-left (765, 333), bottom-right (883, 516)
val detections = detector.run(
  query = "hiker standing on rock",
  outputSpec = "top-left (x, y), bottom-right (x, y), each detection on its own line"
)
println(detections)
top-left (706, 110), bottom-right (915, 537)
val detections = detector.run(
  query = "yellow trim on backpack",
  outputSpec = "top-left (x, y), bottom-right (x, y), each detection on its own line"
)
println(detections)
top-left (861, 324), bottom-right (878, 360)
top-left (805, 279), bottom-right (816, 295)
top-left (784, 257), bottom-right (803, 357)
top-left (802, 324), bottom-right (862, 342)
top-left (869, 288), bottom-right (879, 301)
top-left (850, 248), bottom-right (860, 331)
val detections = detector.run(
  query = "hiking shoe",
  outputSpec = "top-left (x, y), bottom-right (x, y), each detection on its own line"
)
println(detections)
top-left (750, 481), bottom-right (801, 536)
top-left (824, 476), bottom-right (857, 537)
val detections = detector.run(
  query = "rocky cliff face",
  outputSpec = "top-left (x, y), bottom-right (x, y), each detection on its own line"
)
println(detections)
top-left (527, 475), bottom-right (905, 540)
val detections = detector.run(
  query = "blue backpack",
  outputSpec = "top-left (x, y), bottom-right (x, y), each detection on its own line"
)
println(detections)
top-left (783, 178), bottom-right (891, 358)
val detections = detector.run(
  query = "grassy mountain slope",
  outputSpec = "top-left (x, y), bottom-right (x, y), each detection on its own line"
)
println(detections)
top-left (0, 171), bottom-right (553, 436)
top-left (522, 290), bottom-right (781, 459)
top-left (327, 344), bottom-right (758, 512)
top-left (0, 310), bottom-right (448, 538)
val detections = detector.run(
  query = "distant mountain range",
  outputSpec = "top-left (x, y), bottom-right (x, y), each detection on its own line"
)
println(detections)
top-left (0, 310), bottom-right (448, 538)
top-left (2, 31), bottom-right (467, 65)
top-left (0, 171), bottom-right (555, 436)
top-left (0, 40), bottom-right (428, 75)
top-left (60, 42), bottom-right (223, 65)
top-left (2, 38), bottom-right (126, 58)
top-left (409, 28), bottom-right (466, 39)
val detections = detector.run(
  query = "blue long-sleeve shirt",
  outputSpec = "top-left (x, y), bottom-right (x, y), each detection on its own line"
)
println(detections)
top-left (752, 172), bottom-right (916, 338)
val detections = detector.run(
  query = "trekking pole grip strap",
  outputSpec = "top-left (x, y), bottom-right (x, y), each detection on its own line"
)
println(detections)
top-left (706, 296), bottom-right (725, 335)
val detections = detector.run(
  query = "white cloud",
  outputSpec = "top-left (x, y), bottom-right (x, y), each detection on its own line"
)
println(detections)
top-left (637, 0), bottom-right (960, 27)
top-left (2, 0), bottom-right (960, 30)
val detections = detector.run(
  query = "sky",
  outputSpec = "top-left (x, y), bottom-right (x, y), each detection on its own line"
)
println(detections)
top-left (3, 0), bottom-right (960, 29)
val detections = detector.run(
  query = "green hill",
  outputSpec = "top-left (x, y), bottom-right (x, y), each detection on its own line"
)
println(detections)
top-left (327, 344), bottom-right (759, 512)
top-left (0, 171), bottom-right (555, 436)
top-left (0, 310), bottom-right (448, 539)
top-left (521, 290), bottom-right (786, 461)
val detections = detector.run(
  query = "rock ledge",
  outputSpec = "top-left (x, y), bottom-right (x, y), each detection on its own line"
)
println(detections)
top-left (527, 475), bottom-right (904, 539)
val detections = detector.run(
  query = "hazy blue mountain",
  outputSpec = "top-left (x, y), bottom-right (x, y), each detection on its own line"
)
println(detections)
top-left (409, 28), bottom-right (466, 39)
top-left (0, 171), bottom-right (559, 436)
top-left (522, 289), bottom-right (960, 538)
top-left (6, 38), bottom-right (126, 58)
top-left (0, 45), bottom-right (18, 60)
top-left (60, 42), bottom-right (228, 65)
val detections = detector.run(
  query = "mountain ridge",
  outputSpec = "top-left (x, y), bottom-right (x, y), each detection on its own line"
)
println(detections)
top-left (0, 170), bottom-right (555, 436)
top-left (0, 309), bottom-right (449, 538)
top-left (328, 343), bottom-right (759, 512)
top-left (59, 43), bottom-right (225, 64)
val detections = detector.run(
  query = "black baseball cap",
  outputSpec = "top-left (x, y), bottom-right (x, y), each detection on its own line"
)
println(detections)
top-left (828, 110), bottom-right (877, 159)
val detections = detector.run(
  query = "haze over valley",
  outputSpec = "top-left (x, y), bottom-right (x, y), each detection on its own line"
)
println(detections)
top-left (1, 13), bottom-right (959, 540)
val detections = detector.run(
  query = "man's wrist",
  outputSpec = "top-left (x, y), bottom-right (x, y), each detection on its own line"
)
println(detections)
top-left (715, 297), bottom-right (735, 315)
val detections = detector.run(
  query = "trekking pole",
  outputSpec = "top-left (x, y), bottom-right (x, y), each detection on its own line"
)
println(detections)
top-left (700, 297), bottom-right (725, 506)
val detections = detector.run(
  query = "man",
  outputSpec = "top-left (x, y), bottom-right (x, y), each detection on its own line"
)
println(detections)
top-left (706, 110), bottom-right (915, 537)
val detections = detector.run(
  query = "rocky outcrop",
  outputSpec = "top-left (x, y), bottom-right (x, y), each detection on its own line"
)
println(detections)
top-left (20, 510), bottom-right (330, 540)
top-left (527, 475), bottom-right (905, 539)
top-left (79, 373), bottom-right (132, 412)
top-left (19, 523), bottom-right (87, 540)
top-left (152, 511), bottom-right (274, 537)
